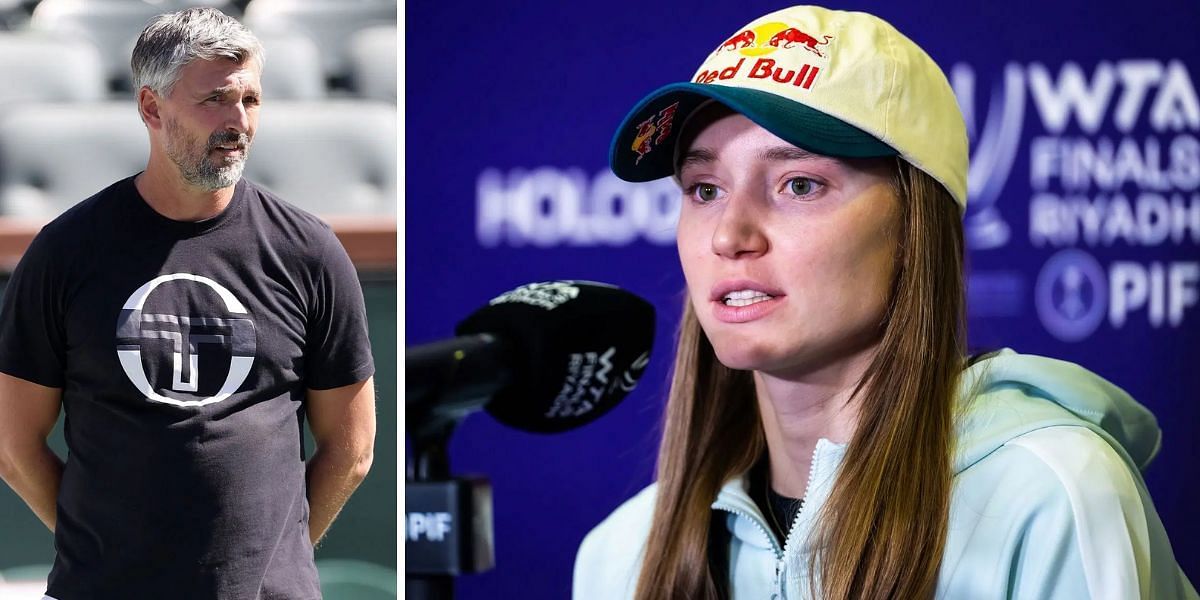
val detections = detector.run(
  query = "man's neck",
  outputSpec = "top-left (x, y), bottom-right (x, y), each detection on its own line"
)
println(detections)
top-left (134, 162), bottom-right (235, 222)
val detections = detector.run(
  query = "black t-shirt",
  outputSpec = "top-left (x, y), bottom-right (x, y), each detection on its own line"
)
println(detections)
top-left (747, 458), bottom-right (804, 545)
top-left (0, 176), bottom-right (375, 599)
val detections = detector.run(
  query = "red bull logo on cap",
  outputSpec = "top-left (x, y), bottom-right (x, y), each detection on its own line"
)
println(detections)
top-left (716, 29), bottom-right (756, 53)
top-left (767, 28), bottom-right (832, 58)
top-left (699, 21), bottom-right (831, 90)
top-left (711, 22), bottom-right (833, 58)
top-left (632, 101), bottom-right (680, 165)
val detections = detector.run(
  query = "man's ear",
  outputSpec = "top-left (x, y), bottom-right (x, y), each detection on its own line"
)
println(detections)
top-left (138, 86), bottom-right (164, 130)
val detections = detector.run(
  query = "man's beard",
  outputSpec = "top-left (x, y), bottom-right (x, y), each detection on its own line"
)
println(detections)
top-left (164, 117), bottom-right (251, 191)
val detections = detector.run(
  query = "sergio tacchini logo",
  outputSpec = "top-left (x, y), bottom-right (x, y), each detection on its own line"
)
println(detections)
top-left (115, 273), bottom-right (256, 407)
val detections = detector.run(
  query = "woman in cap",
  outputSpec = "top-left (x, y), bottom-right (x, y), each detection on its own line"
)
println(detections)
top-left (574, 5), bottom-right (1198, 599)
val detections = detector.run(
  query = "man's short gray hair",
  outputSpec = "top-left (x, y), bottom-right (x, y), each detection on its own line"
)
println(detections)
top-left (131, 7), bottom-right (265, 96)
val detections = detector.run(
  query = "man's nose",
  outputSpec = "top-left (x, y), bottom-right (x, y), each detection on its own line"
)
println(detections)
top-left (225, 101), bottom-right (251, 134)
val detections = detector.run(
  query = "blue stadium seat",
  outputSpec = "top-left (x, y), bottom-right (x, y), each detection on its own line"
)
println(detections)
top-left (0, 102), bottom-right (147, 217)
top-left (242, 100), bottom-right (395, 215)
top-left (0, 32), bottom-right (107, 106)
top-left (347, 25), bottom-right (395, 102)
top-left (243, 0), bottom-right (395, 84)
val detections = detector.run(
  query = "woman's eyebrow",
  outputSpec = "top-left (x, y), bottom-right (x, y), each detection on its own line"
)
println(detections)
top-left (678, 148), bottom-right (718, 170)
top-left (677, 145), bottom-right (832, 174)
top-left (758, 146), bottom-right (823, 162)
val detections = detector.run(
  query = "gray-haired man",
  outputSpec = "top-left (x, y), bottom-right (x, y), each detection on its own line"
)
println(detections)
top-left (0, 8), bottom-right (376, 598)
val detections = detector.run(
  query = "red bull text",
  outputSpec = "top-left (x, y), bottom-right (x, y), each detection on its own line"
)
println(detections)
top-left (695, 58), bottom-right (821, 89)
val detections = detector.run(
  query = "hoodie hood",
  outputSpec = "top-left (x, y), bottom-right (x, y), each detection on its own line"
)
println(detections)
top-left (953, 348), bottom-right (1161, 475)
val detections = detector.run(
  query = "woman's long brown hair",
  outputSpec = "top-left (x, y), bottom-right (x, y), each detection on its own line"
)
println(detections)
top-left (633, 160), bottom-right (966, 600)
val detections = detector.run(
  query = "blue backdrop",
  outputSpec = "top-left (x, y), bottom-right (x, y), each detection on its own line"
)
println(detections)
top-left (406, 1), bottom-right (1200, 597)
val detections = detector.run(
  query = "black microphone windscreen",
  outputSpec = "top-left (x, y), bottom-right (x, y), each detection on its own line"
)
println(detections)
top-left (455, 281), bottom-right (654, 433)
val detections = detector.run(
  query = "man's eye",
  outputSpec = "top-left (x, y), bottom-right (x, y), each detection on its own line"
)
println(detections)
top-left (695, 183), bottom-right (719, 202)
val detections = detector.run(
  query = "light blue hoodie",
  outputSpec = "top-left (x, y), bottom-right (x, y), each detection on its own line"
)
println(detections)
top-left (574, 350), bottom-right (1198, 599)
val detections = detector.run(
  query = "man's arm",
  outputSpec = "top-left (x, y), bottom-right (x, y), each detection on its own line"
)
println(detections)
top-left (305, 377), bottom-right (376, 545)
top-left (0, 372), bottom-right (64, 531)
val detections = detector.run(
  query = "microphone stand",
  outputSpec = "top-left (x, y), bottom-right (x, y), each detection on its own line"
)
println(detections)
top-left (406, 419), bottom-right (458, 600)
top-left (405, 335), bottom-right (509, 600)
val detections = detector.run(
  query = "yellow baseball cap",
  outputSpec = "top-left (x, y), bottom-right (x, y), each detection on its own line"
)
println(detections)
top-left (609, 5), bottom-right (968, 208)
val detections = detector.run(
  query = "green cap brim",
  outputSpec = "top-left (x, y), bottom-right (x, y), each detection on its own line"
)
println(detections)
top-left (610, 82), bottom-right (897, 182)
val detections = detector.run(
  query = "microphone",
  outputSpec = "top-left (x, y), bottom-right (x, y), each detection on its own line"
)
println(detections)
top-left (406, 280), bottom-right (655, 434)
top-left (406, 281), bottom-right (654, 586)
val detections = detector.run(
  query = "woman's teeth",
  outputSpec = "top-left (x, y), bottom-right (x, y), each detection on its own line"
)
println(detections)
top-left (722, 290), bottom-right (773, 307)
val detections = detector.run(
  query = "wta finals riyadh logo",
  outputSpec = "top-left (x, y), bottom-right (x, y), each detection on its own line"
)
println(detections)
top-left (115, 274), bottom-right (256, 408)
top-left (951, 63), bottom-right (1024, 251)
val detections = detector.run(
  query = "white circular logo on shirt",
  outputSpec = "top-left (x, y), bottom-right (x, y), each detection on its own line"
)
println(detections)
top-left (115, 273), bottom-right (256, 407)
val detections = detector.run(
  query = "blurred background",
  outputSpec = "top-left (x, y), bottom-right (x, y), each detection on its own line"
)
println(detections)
top-left (407, 0), bottom-right (1200, 598)
top-left (0, 0), bottom-right (397, 598)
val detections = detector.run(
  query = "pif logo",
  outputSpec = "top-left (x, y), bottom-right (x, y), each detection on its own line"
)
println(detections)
top-left (714, 22), bottom-right (833, 59)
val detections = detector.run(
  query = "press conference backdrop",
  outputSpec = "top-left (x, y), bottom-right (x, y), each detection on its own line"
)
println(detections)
top-left (407, 0), bottom-right (1199, 597)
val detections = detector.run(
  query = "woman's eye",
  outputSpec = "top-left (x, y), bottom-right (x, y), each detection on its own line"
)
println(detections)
top-left (788, 177), bottom-right (818, 196)
top-left (685, 182), bottom-right (721, 202)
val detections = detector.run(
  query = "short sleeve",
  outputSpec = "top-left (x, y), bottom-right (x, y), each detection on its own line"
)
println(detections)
top-left (0, 226), bottom-right (68, 387)
top-left (303, 228), bottom-right (375, 389)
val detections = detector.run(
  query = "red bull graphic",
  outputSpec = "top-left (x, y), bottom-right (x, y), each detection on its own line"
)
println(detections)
top-left (631, 117), bottom-right (656, 164)
top-left (767, 28), bottom-right (833, 58)
top-left (632, 101), bottom-right (681, 165)
top-left (717, 29), bottom-right (756, 53)
top-left (696, 22), bottom-right (830, 91)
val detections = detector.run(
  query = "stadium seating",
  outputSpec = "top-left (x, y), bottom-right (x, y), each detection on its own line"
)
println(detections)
top-left (347, 25), bottom-right (396, 103)
top-left (0, 99), bottom-right (395, 217)
top-left (258, 32), bottom-right (325, 100)
top-left (29, 0), bottom-right (165, 91)
top-left (243, 0), bottom-right (395, 84)
top-left (0, 1), bottom-right (396, 218)
top-left (167, 0), bottom-right (240, 12)
top-left (0, 32), bottom-right (107, 106)
top-left (0, 102), bottom-right (148, 217)
top-left (243, 100), bottom-right (395, 215)
top-left (0, 0), bottom-right (27, 30)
